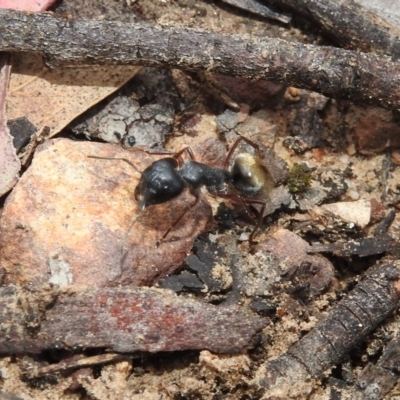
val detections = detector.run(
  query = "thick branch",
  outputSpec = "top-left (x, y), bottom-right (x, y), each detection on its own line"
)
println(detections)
top-left (1, 9), bottom-right (400, 110)
top-left (265, 0), bottom-right (400, 58)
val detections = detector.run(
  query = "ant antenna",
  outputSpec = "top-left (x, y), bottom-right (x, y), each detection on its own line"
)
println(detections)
top-left (87, 156), bottom-right (142, 175)
top-left (88, 155), bottom-right (146, 268)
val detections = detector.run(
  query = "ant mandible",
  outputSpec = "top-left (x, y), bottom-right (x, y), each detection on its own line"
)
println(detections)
top-left (90, 135), bottom-right (274, 243)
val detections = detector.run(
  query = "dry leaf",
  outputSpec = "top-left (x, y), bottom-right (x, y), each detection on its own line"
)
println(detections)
top-left (8, 53), bottom-right (141, 137)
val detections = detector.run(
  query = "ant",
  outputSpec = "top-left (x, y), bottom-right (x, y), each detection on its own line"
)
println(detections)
top-left (90, 135), bottom-right (276, 243)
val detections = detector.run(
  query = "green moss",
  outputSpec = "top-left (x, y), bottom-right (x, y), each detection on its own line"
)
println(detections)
top-left (288, 163), bottom-right (312, 193)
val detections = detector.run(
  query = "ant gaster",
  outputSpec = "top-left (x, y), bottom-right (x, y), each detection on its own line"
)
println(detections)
top-left (90, 135), bottom-right (276, 243)
top-left (133, 136), bottom-right (275, 243)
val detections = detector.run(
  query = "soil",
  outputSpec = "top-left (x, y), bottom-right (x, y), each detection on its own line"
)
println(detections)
top-left (1, 1), bottom-right (400, 400)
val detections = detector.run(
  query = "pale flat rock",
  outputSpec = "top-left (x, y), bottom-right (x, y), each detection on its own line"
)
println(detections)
top-left (0, 139), bottom-right (212, 287)
top-left (320, 199), bottom-right (371, 229)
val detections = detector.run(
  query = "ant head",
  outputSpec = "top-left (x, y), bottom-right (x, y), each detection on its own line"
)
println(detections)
top-left (135, 158), bottom-right (185, 210)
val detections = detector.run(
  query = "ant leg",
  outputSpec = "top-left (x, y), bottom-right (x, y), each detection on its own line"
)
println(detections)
top-left (223, 135), bottom-right (260, 169)
top-left (139, 147), bottom-right (196, 168)
top-left (171, 147), bottom-right (196, 160)
top-left (227, 196), bottom-right (266, 243)
top-left (246, 199), bottom-right (266, 244)
top-left (158, 189), bottom-right (201, 245)
top-left (211, 189), bottom-right (266, 243)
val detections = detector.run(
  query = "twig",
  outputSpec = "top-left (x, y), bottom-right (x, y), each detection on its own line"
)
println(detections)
top-left (221, 0), bottom-right (291, 24)
top-left (264, 0), bottom-right (400, 58)
top-left (252, 263), bottom-right (400, 394)
top-left (1, 10), bottom-right (400, 110)
top-left (23, 353), bottom-right (130, 379)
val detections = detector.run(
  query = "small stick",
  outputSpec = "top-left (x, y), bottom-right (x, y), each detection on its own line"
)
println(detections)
top-left (23, 353), bottom-right (130, 379)
top-left (222, 0), bottom-right (291, 24)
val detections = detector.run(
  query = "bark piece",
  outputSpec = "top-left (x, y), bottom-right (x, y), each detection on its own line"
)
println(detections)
top-left (0, 285), bottom-right (267, 354)
top-left (70, 68), bottom-right (179, 147)
top-left (343, 335), bottom-right (400, 399)
top-left (7, 117), bottom-right (36, 152)
top-left (1, 10), bottom-right (400, 110)
top-left (288, 92), bottom-right (329, 151)
top-left (0, 55), bottom-right (20, 196)
top-left (309, 234), bottom-right (395, 258)
top-left (0, 139), bottom-right (212, 287)
top-left (252, 263), bottom-right (400, 396)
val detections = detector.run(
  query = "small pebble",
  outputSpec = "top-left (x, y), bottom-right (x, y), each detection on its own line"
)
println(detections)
top-left (239, 232), bottom-right (250, 241)
top-left (346, 143), bottom-right (357, 156)
top-left (391, 150), bottom-right (400, 165)
top-left (345, 180), bottom-right (360, 200)
top-left (289, 87), bottom-right (299, 97)
top-left (339, 154), bottom-right (350, 164)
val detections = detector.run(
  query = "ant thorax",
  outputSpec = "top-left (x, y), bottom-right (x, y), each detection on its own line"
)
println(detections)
top-left (231, 153), bottom-right (272, 197)
top-left (180, 161), bottom-right (229, 192)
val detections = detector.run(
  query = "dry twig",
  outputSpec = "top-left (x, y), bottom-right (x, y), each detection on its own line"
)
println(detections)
top-left (1, 9), bottom-right (400, 110)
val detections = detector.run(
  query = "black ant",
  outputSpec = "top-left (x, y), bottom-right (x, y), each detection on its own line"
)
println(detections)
top-left (90, 135), bottom-right (276, 243)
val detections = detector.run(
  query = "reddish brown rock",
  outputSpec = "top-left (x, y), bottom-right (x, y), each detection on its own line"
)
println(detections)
top-left (0, 139), bottom-right (212, 287)
top-left (254, 229), bottom-right (335, 296)
top-left (347, 106), bottom-right (400, 154)
top-left (370, 198), bottom-right (386, 224)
